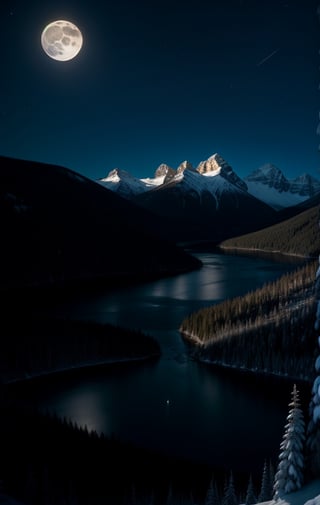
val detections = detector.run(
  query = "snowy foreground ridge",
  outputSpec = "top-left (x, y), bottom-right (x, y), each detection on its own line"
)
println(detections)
top-left (254, 479), bottom-right (320, 505)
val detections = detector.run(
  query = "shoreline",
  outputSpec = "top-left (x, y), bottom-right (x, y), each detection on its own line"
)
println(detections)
top-left (218, 244), bottom-right (317, 260)
top-left (182, 329), bottom-right (312, 385)
top-left (196, 354), bottom-right (312, 385)
top-left (2, 352), bottom-right (160, 387)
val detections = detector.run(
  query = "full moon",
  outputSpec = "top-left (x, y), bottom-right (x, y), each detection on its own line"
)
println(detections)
top-left (41, 20), bottom-right (83, 61)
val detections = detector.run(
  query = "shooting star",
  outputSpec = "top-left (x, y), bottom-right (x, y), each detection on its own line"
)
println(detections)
top-left (257, 48), bottom-right (279, 67)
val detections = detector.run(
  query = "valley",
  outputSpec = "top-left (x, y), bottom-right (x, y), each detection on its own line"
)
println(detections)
top-left (1, 154), bottom-right (320, 504)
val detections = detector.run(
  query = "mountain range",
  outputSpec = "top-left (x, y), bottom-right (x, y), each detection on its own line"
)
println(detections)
top-left (99, 153), bottom-right (320, 241)
top-left (99, 153), bottom-right (320, 211)
top-left (2, 153), bottom-right (319, 293)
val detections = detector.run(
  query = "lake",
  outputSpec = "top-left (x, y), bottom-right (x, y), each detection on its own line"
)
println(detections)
top-left (14, 251), bottom-right (310, 476)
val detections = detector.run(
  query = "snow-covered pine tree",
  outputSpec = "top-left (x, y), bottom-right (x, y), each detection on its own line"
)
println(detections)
top-left (222, 471), bottom-right (238, 505)
top-left (273, 384), bottom-right (305, 500)
top-left (245, 474), bottom-right (256, 505)
top-left (306, 253), bottom-right (320, 475)
top-left (204, 477), bottom-right (220, 505)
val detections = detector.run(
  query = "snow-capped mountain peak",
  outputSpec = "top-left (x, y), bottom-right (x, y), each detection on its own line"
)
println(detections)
top-left (197, 153), bottom-right (227, 176)
top-left (98, 168), bottom-right (149, 197)
top-left (177, 160), bottom-right (195, 174)
top-left (244, 164), bottom-right (320, 210)
top-left (100, 168), bottom-right (131, 183)
top-left (245, 164), bottom-right (290, 191)
top-left (196, 153), bottom-right (247, 191)
top-left (154, 163), bottom-right (176, 182)
top-left (97, 154), bottom-right (320, 212)
top-left (290, 173), bottom-right (320, 196)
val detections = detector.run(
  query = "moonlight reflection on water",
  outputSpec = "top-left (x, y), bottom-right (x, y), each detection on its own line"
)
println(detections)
top-left (30, 252), bottom-right (303, 472)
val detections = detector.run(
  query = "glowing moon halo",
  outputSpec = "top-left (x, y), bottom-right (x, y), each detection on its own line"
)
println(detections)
top-left (41, 20), bottom-right (83, 61)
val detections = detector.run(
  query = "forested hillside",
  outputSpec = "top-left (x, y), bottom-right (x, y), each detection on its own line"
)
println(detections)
top-left (180, 261), bottom-right (317, 381)
top-left (0, 316), bottom-right (160, 383)
top-left (219, 205), bottom-right (320, 257)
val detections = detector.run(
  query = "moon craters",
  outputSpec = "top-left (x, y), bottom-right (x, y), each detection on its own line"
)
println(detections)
top-left (41, 20), bottom-right (83, 61)
top-left (63, 26), bottom-right (79, 37)
top-left (46, 25), bottom-right (63, 43)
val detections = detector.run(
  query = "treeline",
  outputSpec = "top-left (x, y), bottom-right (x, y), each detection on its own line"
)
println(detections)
top-left (0, 399), bottom-right (274, 505)
top-left (180, 260), bottom-right (318, 381)
top-left (0, 316), bottom-right (160, 383)
top-left (219, 204), bottom-right (320, 257)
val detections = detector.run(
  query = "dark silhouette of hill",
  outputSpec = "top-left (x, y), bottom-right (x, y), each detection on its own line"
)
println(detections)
top-left (219, 204), bottom-right (320, 258)
top-left (0, 156), bottom-right (201, 291)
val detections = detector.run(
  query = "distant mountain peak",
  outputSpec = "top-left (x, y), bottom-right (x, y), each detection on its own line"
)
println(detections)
top-left (154, 163), bottom-right (176, 183)
top-left (177, 160), bottom-right (194, 174)
top-left (245, 164), bottom-right (289, 192)
top-left (289, 173), bottom-right (320, 196)
top-left (244, 164), bottom-right (320, 209)
top-left (98, 168), bottom-right (148, 198)
top-left (196, 153), bottom-right (247, 191)
top-left (154, 163), bottom-right (174, 177)
top-left (101, 168), bottom-right (133, 182)
top-left (197, 153), bottom-right (224, 175)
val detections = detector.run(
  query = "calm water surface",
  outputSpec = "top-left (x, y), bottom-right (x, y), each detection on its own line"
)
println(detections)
top-left (19, 252), bottom-right (308, 474)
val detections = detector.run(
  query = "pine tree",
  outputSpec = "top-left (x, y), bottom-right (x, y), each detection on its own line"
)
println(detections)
top-left (222, 472), bottom-right (237, 505)
top-left (245, 474), bottom-right (256, 505)
top-left (306, 259), bottom-right (320, 475)
top-left (204, 477), bottom-right (220, 505)
top-left (273, 384), bottom-right (305, 500)
top-left (258, 461), bottom-right (272, 502)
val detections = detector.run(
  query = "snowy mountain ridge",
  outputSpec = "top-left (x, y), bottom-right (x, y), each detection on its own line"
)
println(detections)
top-left (98, 155), bottom-right (320, 210)
top-left (244, 164), bottom-right (320, 210)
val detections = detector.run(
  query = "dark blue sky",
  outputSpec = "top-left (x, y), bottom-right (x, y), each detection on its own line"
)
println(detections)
top-left (0, 0), bottom-right (319, 180)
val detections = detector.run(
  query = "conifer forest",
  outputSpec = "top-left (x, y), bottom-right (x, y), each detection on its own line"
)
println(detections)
top-left (180, 261), bottom-right (317, 381)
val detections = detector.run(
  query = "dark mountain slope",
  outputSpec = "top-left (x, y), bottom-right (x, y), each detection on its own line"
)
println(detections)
top-left (220, 204), bottom-right (320, 257)
top-left (134, 169), bottom-right (277, 242)
top-left (0, 156), bottom-right (201, 291)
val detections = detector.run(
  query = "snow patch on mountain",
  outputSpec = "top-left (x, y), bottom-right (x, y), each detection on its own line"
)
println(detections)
top-left (140, 175), bottom-right (166, 187)
top-left (98, 168), bottom-right (164, 197)
top-left (245, 181), bottom-right (308, 210)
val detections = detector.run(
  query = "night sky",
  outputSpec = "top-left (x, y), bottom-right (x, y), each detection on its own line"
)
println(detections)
top-left (1, 0), bottom-right (319, 181)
